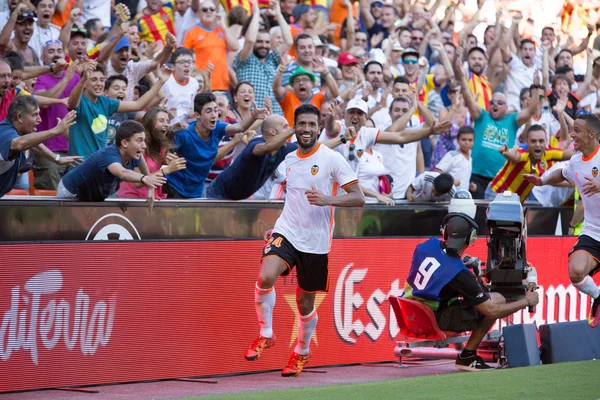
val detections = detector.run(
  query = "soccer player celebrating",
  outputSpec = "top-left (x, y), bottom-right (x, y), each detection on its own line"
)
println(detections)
top-left (524, 114), bottom-right (600, 327)
top-left (245, 104), bottom-right (365, 376)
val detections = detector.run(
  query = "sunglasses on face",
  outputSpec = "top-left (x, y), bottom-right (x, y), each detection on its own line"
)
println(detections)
top-left (348, 143), bottom-right (356, 161)
top-left (490, 100), bottom-right (506, 106)
top-left (201, 7), bottom-right (216, 12)
top-left (43, 39), bottom-right (62, 48)
top-left (371, 3), bottom-right (383, 7)
top-left (403, 58), bottom-right (418, 64)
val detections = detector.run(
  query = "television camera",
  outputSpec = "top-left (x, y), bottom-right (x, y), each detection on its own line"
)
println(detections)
top-left (484, 191), bottom-right (537, 310)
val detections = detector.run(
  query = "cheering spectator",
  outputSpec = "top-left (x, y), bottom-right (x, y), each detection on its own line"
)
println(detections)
top-left (281, 34), bottom-right (321, 92)
top-left (0, 7), bottom-right (41, 65)
top-left (32, 49), bottom-right (80, 190)
top-left (106, 32), bottom-right (175, 100)
top-left (274, 55), bottom-right (338, 126)
top-left (453, 47), bottom-right (540, 199)
top-left (235, 0), bottom-right (292, 115)
top-left (486, 125), bottom-right (574, 203)
top-left (57, 120), bottom-right (167, 201)
top-left (117, 108), bottom-right (186, 199)
top-left (163, 92), bottom-right (268, 199)
top-left (30, 0), bottom-right (61, 57)
top-left (83, 18), bottom-right (105, 52)
top-left (183, 1), bottom-right (239, 91)
top-left (1, 96), bottom-right (81, 197)
top-left (66, 61), bottom-right (170, 159)
top-left (137, 0), bottom-right (176, 44)
top-left (162, 47), bottom-right (199, 126)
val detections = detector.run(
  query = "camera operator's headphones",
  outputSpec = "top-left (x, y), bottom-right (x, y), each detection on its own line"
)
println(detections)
top-left (441, 213), bottom-right (479, 246)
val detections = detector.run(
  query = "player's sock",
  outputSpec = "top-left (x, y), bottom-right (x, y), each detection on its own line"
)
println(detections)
top-left (294, 309), bottom-right (318, 356)
top-left (255, 283), bottom-right (276, 338)
top-left (572, 276), bottom-right (600, 299)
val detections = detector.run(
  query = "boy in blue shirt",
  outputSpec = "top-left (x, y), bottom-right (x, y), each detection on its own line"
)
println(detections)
top-left (58, 120), bottom-right (166, 201)
top-left (165, 92), bottom-right (269, 198)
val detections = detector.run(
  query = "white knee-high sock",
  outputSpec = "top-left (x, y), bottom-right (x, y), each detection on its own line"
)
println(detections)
top-left (572, 276), bottom-right (600, 299)
top-left (255, 283), bottom-right (276, 338)
top-left (294, 309), bottom-right (318, 356)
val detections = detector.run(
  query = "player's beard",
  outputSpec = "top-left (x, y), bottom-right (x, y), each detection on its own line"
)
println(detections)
top-left (297, 134), bottom-right (317, 149)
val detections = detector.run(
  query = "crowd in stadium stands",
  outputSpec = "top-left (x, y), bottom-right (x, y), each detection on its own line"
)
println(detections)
top-left (0, 0), bottom-right (599, 208)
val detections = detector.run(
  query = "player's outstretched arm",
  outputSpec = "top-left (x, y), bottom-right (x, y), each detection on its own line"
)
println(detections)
top-left (305, 182), bottom-right (365, 207)
top-left (523, 167), bottom-right (567, 187)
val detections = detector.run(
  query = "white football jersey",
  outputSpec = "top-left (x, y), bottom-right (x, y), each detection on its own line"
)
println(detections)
top-left (562, 146), bottom-right (600, 242)
top-left (273, 143), bottom-right (358, 254)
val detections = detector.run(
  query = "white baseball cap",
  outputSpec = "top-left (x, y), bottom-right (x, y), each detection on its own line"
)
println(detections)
top-left (345, 98), bottom-right (368, 115)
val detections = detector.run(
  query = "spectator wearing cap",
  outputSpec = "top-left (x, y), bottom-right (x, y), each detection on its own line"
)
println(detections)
top-left (183, 0), bottom-right (239, 91)
top-left (274, 58), bottom-right (338, 126)
top-left (106, 32), bottom-right (175, 101)
top-left (137, 0), bottom-right (176, 44)
top-left (67, 62), bottom-right (170, 160)
top-left (322, 98), bottom-right (451, 176)
top-left (0, 7), bottom-right (41, 65)
top-left (288, 4), bottom-right (316, 58)
top-left (235, 1), bottom-right (293, 116)
top-left (281, 33), bottom-right (322, 94)
top-left (29, 0), bottom-right (61, 57)
top-left (337, 51), bottom-right (359, 93)
top-left (32, 41), bottom-right (81, 189)
top-left (386, 41), bottom-right (406, 77)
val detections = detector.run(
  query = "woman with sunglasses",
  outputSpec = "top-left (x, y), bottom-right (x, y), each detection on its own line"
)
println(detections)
top-left (432, 81), bottom-right (471, 168)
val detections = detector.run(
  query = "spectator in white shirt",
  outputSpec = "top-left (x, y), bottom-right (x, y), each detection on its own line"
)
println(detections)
top-left (29, 0), bottom-right (61, 56)
top-left (371, 75), bottom-right (411, 130)
top-left (106, 32), bottom-right (175, 100)
top-left (162, 47), bottom-right (199, 126)
top-left (501, 15), bottom-right (541, 112)
top-left (434, 126), bottom-right (474, 192)
top-left (174, 0), bottom-right (200, 46)
top-left (358, 118), bottom-right (394, 205)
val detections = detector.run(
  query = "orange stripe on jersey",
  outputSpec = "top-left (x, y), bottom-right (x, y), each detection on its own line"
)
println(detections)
top-left (328, 182), bottom-right (339, 250)
top-left (297, 142), bottom-right (321, 159)
top-left (341, 179), bottom-right (358, 189)
top-left (583, 145), bottom-right (600, 162)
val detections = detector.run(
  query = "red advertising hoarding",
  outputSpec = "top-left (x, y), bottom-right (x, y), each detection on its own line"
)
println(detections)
top-left (0, 237), bottom-right (589, 392)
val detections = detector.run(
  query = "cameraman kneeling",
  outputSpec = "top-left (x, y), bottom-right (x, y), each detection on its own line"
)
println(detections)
top-left (402, 213), bottom-right (539, 371)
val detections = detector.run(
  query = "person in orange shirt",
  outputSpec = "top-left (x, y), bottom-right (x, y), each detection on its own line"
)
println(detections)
top-left (273, 57), bottom-right (339, 126)
top-left (183, 1), bottom-right (240, 91)
top-left (330, 0), bottom-right (358, 47)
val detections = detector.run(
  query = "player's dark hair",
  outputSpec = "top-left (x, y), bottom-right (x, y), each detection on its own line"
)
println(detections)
top-left (104, 74), bottom-right (128, 91)
top-left (577, 114), bottom-right (600, 138)
top-left (433, 173), bottom-right (454, 195)
top-left (116, 120), bottom-right (145, 148)
top-left (457, 126), bottom-right (474, 140)
top-left (294, 104), bottom-right (320, 123)
top-left (194, 92), bottom-right (217, 114)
